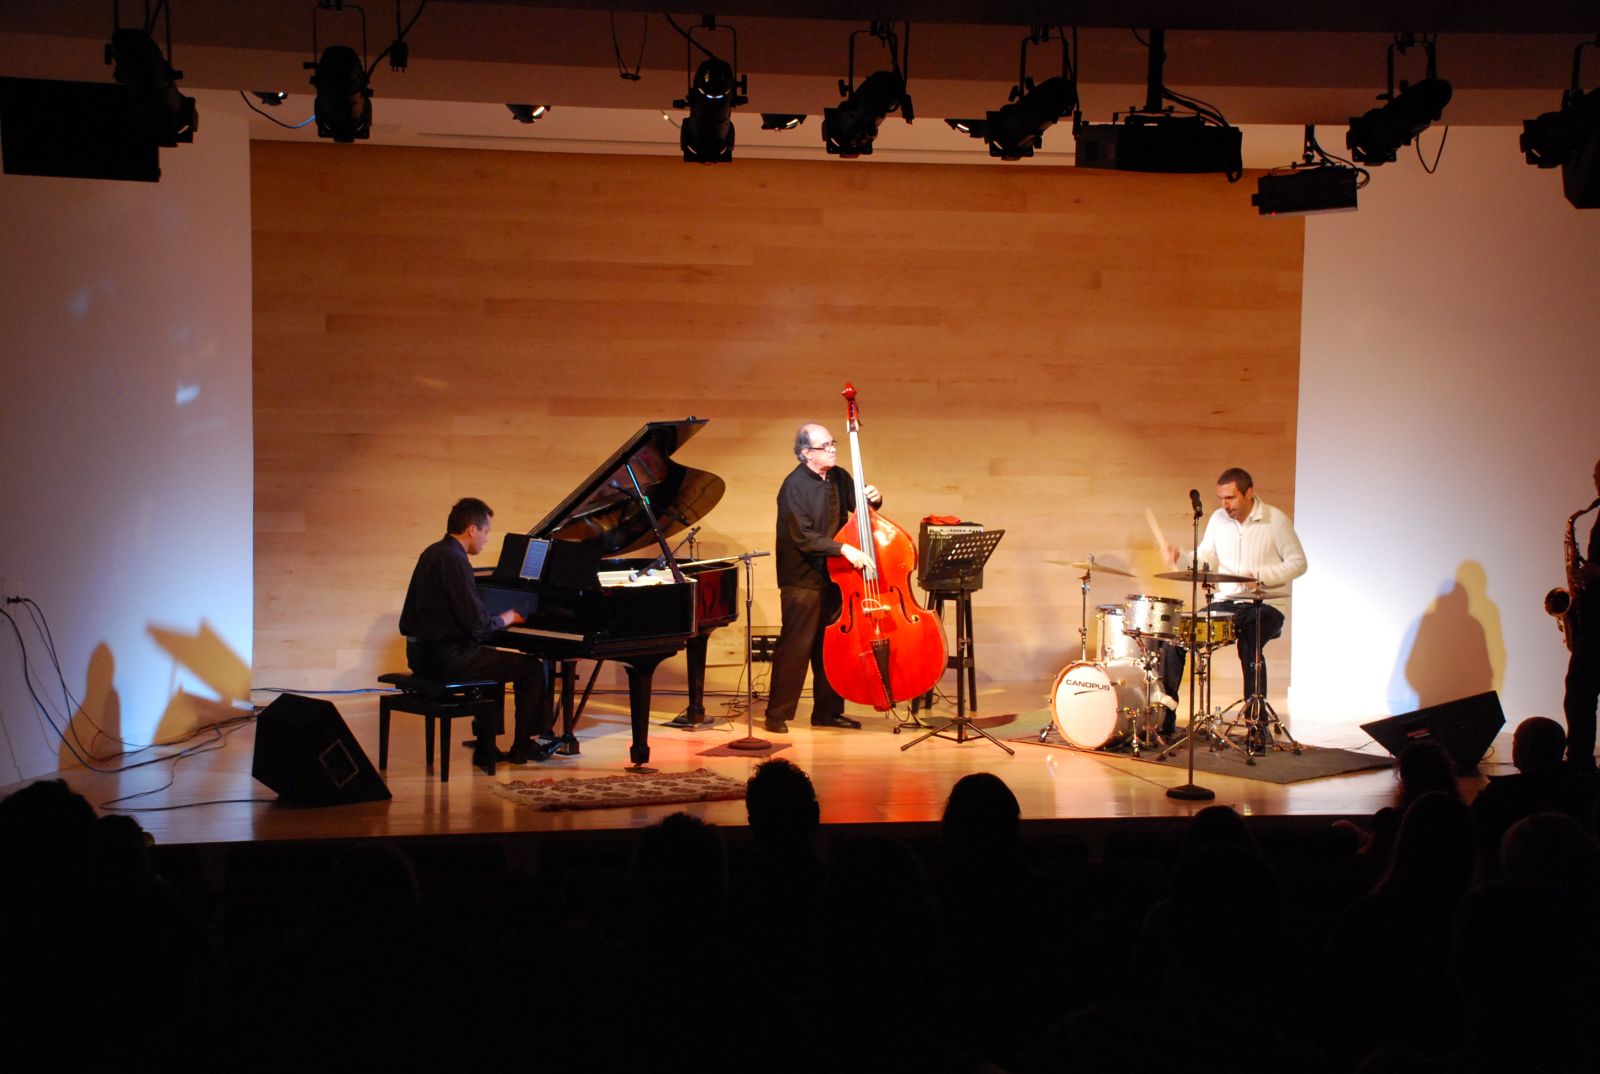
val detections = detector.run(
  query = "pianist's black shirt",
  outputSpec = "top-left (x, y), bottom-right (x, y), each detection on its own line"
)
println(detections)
top-left (399, 535), bottom-right (498, 667)
top-left (775, 463), bottom-right (868, 590)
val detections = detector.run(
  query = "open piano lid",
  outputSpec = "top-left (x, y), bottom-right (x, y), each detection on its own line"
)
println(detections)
top-left (528, 418), bottom-right (724, 556)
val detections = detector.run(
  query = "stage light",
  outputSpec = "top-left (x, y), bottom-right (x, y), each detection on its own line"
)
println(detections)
top-left (1345, 35), bottom-right (1451, 166)
top-left (507, 103), bottom-right (549, 124)
top-left (251, 91), bottom-right (288, 107)
top-left (308, 45), bottom-right (371, 142)
top-left (761, 113), bottom-right (805, 131)
top-left (105, 26), bottom-right (197, 147)
top-left (822, 22), bottom-right (913, 158)
top-left (1520, 38), bottom-right (1600, 208)
top-left (946, 29), bottom-right (1076, 161)
top-left (675, 58), bottom-right (745, 163)
top-left (1072, 29), bottom-right (1240, 179)
top-left (1252, 125), bottom-right (1366, 216)
top-left (665, 16), bottom-right (747, 163)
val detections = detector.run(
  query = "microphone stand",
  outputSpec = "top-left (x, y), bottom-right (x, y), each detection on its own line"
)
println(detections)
top-left (728, 550), bottom-right (775, 752)
top-left (1168, 498), bottom-right (1215, 802)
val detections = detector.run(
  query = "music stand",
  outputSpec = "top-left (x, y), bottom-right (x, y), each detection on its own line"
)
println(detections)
top-left (901, 530), bottom-right (1013, 755)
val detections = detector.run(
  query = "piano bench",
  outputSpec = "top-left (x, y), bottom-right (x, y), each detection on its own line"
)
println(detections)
top-left (376, 674), bottom-right (505, 782)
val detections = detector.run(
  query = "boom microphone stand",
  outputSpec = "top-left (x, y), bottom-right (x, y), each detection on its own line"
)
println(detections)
top-left (728, 550), bottom-right (776, 752)
top-left (1168, 493), bottom-right (1214, 802)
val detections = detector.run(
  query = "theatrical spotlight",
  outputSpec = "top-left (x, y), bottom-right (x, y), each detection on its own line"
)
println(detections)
top-left (251, 91), bottom-right (288, 106)
top-left (822, 22), bottom-right (913, 158)
top-left (309, 45), bottom-right (371, 142)
top-left (666, 16), bottom-right (747, 163)
top-left (507, 103), bottom-right (549, 124)
top-left (1520, 37), bottom-right (1600, 208)
top-left (1252, 126), bottom-right (1366, 217)
top-left (105, 26), bottom-right (197, 146)
top-left (1345, 34), bottom-right (1451, 165)
top-left (675, 58), bottom-right (746, 162)
top-left (1072, 29), bottom-right (1240, 178)
top-left (761, 113), bottom-right (806, 131)
top-left (947, 28), bottom-right (1076, 161)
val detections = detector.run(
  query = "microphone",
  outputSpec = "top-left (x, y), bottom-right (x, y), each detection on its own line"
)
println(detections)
top-left (1189, 489), bottom-right (1203, 519)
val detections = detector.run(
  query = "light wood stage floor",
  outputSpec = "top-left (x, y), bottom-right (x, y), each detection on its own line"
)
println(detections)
top-left (22, 682), bottom-right (1490, 851)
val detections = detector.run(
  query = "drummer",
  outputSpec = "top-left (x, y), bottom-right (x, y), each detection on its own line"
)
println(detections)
top-left (1156, 468), bottom-right (1308, 741)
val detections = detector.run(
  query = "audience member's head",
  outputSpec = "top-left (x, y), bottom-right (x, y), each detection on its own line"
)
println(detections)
top-left (1376, 790), bottom-right (1477, 901)
top-left (1394, 739), bottom-right (1460, 808)
top-left (1183, 803), bottom-right (1259, 858)
top-left (1511, 716), bottom-right (1568, 775)
top-left (631, 811), bottom-right (727, 910)
top-left (941, 772), bottom-right (1021, 865)
top-left (745, 757), bottom-right (819, 850)
top-left (1501, 811), bottom-right (1600, 896)
top-left (0, 779), bottom-right (99, 895)
top-left (315, 840), bottom-right (422, 926)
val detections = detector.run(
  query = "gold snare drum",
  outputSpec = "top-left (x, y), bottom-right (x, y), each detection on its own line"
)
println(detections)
top-left (1178, 610), bottom-right (1235, 649)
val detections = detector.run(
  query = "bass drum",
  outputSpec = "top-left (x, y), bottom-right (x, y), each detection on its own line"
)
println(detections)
top-left (1050, 660), bottom-right (1150, 750)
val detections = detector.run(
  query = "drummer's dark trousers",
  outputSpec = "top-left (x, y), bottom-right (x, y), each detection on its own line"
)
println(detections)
top-left (1158, 601), bottom-right (1285, 724)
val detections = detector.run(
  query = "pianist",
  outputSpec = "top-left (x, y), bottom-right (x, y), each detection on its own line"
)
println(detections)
top-left (399, 497), bottom-right (552, 768)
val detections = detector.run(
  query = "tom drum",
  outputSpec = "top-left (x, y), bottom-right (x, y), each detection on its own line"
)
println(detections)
top-left (1124, 594), bottom-right (1184, 640)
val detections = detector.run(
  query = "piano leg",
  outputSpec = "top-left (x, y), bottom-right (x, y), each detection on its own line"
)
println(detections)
top-left (666, 633), bottom-right (716, 731)
top-left (555, 659), bottom-right (580, 755)
top-left (620, 655), bottom-right (669, 769)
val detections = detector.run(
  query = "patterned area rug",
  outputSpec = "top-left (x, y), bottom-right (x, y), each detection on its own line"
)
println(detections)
top-left (490, 767), bottom-right (747, 812)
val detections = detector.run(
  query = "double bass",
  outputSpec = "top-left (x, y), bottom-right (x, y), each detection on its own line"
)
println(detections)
top-left (823, 383), bottom-right (948, 710)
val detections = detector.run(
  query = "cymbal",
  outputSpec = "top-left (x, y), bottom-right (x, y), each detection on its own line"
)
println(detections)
top-left (1154, 568), bottom-right (1254, 584)
top-left (1046, 559), bottom-right (1136, 577)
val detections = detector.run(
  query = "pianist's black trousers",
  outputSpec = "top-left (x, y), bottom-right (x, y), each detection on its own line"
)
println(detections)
top-left (407, 640), bottom-right (551, 744)
top-left (766, 584), bottom-right (845, 724)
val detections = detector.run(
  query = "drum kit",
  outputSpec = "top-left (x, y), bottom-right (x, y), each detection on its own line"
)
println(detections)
top-left (1045, 558), bottom-right (1298, 761)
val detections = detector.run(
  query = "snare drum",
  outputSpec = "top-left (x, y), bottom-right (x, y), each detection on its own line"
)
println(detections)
top-left (1123, 595), bottom-right (1184, 639)
top-left (1095, 604), bottom-right (1134, 662)
top-left (1050, 660), bottom-right (1151, 750)
top-left (1178, 610), bottom-right (1236, 649)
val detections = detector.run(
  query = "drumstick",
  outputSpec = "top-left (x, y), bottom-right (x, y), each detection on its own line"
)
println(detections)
top-left (1144, 507), bottom-right (1168, 553)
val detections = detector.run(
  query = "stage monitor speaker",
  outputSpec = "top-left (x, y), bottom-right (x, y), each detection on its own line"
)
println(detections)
top-left (252, 693), bottom-right (391, 806)
top-left (1360, 690), bottom-right (1506, 775)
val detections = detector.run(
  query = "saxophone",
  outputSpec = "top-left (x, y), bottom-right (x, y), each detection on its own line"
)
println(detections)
top-left (1546, 497), bottom-right (1600, 651)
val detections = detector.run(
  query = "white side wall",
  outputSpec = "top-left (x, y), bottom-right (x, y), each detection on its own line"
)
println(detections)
top-left (1292, 126), bottom-right (1600, 745)
top-left (0, 107), bottom-right (254, 786)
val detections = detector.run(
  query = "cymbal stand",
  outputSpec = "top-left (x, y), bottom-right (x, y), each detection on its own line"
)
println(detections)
top-left (1166, 501), bottom-right (1215, 801)
top-left (728, 550), bottom-right (777, 752)
top-left (1215, 594), bottom-right (1303, 758)
top-left (1077, 558), bottom-right (1098, 661)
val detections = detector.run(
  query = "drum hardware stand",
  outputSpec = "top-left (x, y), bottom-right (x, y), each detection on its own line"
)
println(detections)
top-left (1214, 593), bottom-right (1303, 758)
top-left (902, 530), bottom-right (1013, 755)
top-left (1166, 497), bottom-right (1215, 801)
top-left (727, 550), bottom-right (780, 752)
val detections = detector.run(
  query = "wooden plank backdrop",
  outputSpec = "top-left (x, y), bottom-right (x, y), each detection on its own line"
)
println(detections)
top-left (252, 142), bottom-right (1304, 714)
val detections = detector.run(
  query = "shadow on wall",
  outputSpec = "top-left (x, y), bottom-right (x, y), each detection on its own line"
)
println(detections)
top-left (57, 642), bottom-right (121, 770)
top-left (1388, 561), bottom-right (1504, 713)
top-left (148, 621), bottom-right (251, 743)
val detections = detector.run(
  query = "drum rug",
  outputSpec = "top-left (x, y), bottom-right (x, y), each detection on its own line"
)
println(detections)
top-left (490, 767), bottom-right (747, 812)
top-left (1009, 709), bottom-right (1393, 785)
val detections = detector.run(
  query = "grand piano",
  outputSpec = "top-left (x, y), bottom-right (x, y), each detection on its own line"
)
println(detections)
top-left (475, 418), bottom-right (739, 766)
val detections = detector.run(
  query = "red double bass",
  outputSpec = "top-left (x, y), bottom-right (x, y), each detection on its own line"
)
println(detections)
top-left (823, 383), bottom-right (948, 711)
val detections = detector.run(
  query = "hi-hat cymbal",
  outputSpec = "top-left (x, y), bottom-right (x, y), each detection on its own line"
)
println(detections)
top-left (1046, 559), bottom-right (1136, 577)
top-left (1155, 568), bottom-right (1254, 584)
